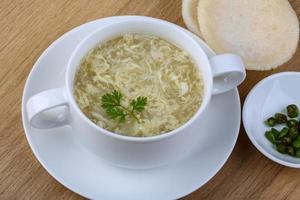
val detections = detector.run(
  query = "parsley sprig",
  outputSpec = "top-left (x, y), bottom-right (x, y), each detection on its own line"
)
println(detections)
top-left (101, 90), bottom-right (147, 123)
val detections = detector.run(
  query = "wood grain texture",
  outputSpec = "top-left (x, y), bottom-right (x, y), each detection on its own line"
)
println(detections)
top-left (0, 0), bottom-right (299, 199)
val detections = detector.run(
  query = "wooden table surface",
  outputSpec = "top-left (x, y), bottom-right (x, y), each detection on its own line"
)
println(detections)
top-left (1, 0), bottom-right (300, 199)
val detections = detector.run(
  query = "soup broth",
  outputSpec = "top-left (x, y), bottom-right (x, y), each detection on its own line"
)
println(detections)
top-left (74, 33), bottom-right (203, 137)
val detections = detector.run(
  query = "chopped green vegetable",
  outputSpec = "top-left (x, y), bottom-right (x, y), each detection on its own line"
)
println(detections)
top-left (293, 137), bottom-right (300, 149)
top-left (264, 104), bottom-right (300, 158)
top-left (265, 131), bottom-right (276, 144)
top-left (274, 113), bottom-right (288, 124)
top-left (287, 119), bottom-right (299, 128)
top-left (265, 117), bottom-right (276, 127)
top-left (101, 90), bottom-right (147, 123)
top-left (279, 127), bottom-right (289, 139)
top-left (276, 144), bottom-right (287, 154)
top-left (270, 128), bottom-right (280, 139)
top-left (287, 146), bottom-right (295, 156)
top-left (287, 104), bottom-right (299, 118)
top-left (282, 136), bottom-right (292, 145)
top-left (289, 127), bottom-right (298, 139)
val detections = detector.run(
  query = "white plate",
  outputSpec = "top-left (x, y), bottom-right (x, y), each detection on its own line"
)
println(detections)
top-left (22, 16), bottom-right (241, 199)
top-left (243, 72), bottom-right (300, 168)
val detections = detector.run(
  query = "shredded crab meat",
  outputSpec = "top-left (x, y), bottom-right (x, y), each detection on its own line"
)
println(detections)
top-left (74, 33), bottom-right (203, 137)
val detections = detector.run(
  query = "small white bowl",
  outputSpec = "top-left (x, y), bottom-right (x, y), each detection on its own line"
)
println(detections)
top-left (243, 72), bottom-right (300, 168)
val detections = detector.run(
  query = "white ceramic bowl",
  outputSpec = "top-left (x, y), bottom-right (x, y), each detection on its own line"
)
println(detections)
top-left (243, 72), bottom-right (300, 168)
top-left (26, 17), bottom-right (245, 169)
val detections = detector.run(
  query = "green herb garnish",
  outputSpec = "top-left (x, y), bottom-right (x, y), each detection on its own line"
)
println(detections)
top-left (101, 90), bottom-right (147, 123)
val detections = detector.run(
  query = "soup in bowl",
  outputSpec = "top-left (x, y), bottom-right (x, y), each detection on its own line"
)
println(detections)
top-left (74, 33), bottom-right (204, 137)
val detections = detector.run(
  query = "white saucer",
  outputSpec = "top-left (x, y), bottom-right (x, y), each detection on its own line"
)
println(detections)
top-left (22, 16), bottom-right (241, 199)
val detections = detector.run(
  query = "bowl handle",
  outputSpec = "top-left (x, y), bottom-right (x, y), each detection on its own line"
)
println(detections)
top-left (209, 54), bottom-right (246, 95)
top-left (26, 88), bottom-right (69, 129)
